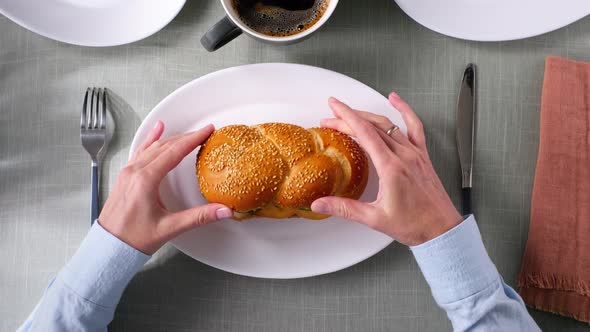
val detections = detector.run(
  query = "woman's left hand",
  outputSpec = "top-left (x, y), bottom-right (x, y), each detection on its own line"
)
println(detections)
top-left (312, 94), bottom-right (462, 246)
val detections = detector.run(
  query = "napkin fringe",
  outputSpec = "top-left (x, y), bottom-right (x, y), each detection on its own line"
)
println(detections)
top-left (521, 294), bottom-right (590, 325)
top-left (518, 272), bottom-right (590, 298)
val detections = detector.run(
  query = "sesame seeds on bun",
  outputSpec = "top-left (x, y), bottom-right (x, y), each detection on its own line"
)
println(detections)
top-left (196, 123), bottom-right (369, 220)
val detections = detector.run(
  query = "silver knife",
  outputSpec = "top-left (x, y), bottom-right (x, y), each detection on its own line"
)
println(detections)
top-left (456, 64), bottom-right (476, 216)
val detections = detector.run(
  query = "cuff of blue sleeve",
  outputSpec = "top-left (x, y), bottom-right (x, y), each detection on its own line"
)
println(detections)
top-left (59, 222), bottom-right (151, 308)
top-left (410, 215), bottom-right (498, 305)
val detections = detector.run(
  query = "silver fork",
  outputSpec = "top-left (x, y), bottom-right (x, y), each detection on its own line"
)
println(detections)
top-left (80, 87), bottom-right (109, 225)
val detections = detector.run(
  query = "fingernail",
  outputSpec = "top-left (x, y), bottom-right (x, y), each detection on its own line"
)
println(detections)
top-left (215, 207), bottom-right (233, 220)
top-left (153, 120), bottom-right (163, 130)
top-left (389, 92), bottom-right (401, 100)
top-left (311, 200), bottom-right (329, 214)
top-left (328, 97), bottom-right (339, 104)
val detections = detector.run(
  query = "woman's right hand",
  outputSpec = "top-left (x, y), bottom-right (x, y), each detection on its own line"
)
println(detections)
top-left (311, 93), bottom-right (463, 246)
top-left (99, 122), bottom-right (232, 255)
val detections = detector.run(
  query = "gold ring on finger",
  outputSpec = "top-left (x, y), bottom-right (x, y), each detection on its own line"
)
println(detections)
top-left (386, 125), bottom-right (399, 137)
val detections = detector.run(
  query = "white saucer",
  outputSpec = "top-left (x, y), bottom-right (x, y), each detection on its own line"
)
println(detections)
top-left (0, 0), bottom-right (185, 46)
top-left (394, 0), bottom-right (590, 41)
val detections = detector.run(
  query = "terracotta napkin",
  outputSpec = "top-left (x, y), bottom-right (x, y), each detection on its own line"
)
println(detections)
top-left (517, 56), bottom-right (590, 323)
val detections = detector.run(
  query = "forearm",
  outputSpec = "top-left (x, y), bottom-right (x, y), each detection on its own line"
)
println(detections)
top-left (411, 216), bottom-right (540, 332)
top-left (18, 222), bottom-right (150, 332)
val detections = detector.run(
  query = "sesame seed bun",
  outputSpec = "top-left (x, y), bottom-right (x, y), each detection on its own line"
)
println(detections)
top-left (196, 123), bottom-right (369, 220)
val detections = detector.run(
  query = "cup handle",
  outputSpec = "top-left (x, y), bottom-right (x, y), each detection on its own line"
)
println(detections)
top-left (201, 16), bottom-right (243, 52)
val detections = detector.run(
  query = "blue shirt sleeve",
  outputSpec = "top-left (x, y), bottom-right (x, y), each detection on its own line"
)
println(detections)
top-left (411, 215), bottom-right (540, 332)
top-left (18, 222), bottom-right (150, 332)
top-left (20, 215), bottom-right (541, 331)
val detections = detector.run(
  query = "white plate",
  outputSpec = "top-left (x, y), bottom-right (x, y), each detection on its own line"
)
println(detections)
top-left (395, 0), bottom-right (590, 41)
top-left (129, 64), bottom-right (403, 279)
top-left (0, 0), bottom-right (185, 46)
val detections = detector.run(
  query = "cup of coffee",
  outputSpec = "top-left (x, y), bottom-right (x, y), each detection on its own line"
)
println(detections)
top-left (201, 0), bottom-right (338, 52)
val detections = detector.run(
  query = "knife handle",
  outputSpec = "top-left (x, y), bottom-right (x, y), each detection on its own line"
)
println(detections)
top-left (461, 187), bottom-right (472, 216)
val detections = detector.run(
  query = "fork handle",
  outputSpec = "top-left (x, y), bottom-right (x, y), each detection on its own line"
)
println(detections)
top-left (91, 163), bottom-right (99, 225)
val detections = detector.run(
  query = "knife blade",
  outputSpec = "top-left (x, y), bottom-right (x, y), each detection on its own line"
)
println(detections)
top-left (456, 64), bottom-right (476, 216)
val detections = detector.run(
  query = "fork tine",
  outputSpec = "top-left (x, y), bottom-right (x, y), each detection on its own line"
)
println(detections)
top-left (96, 88), bottom-right (102, 130)
top-left (90, 87), bottom-right (95, 128)
top-left (81, 88), bottom-right (91, 129)
top-left (99, 88), bottom-right (107, 130)
top-left (92, 88), bottom-right (100, 129)
top-left (95, 87), bottom-right (101, 129)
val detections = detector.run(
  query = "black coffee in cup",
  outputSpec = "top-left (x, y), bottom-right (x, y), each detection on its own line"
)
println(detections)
top-left (232, 0), bottom-right (330, 37)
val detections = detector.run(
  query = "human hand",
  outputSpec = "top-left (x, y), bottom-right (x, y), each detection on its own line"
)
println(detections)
top-left (98, 121), bottom-right (233, 255)
top-left (311, 93), bottom-right (462, 246)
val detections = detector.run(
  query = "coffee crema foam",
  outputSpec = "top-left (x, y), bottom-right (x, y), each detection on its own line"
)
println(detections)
top-left (233, 0), bottom-right (330, 37)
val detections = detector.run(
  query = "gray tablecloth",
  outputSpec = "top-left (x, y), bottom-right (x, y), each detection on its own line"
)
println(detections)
top-left (1, 1), bottom-right (590, 331)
